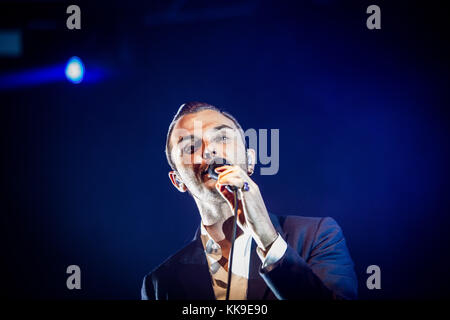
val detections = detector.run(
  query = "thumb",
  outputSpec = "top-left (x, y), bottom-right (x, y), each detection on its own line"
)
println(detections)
top-left (215, 183), bottom-right (246, 225)
top-left (216, 183), bottom-right (236, 209)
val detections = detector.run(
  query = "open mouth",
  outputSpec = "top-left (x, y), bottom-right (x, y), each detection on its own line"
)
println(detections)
top-left (200, 167), bottom-right (211, 180)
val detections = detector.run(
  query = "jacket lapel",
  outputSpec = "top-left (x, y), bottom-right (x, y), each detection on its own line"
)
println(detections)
top-left (174, 213), bottom-right (285, 300)
top-left (172, 227), bottom-right (216, 299)
top-left (247, 240), bottom-right (272, 299)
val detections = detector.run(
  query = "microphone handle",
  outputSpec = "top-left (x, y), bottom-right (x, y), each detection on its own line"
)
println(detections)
top-left (206, 158), bottom-right (238, 299)
top-left (225, 185), bottom-right (237, 192)
top-left (207, 161), bottom-right (237, 193)
top-left (225, 189), bottom-right (238, 300)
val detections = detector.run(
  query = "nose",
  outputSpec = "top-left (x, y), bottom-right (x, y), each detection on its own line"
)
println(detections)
top-left (203, 148), bottom-right (217, 160)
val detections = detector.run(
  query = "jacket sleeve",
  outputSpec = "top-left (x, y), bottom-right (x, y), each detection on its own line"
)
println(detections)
top-left (259, 217), bottom-right (358, 300)
top-left (141, 273), bottom-right (156, 300)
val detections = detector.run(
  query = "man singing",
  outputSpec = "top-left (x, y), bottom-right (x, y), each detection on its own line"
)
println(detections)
top-left (141, 102), bottom-right (357, 300)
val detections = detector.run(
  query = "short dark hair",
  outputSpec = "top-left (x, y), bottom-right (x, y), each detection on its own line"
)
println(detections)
top-left (165, 102), bottom-right (246, 170)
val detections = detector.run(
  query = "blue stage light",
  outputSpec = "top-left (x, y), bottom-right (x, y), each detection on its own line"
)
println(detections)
top-left (65, 56), bottom-right (84, 84)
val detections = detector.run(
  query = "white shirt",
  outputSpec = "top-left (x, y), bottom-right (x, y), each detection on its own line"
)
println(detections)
top-left (200, 223), bottom-right (288, 299)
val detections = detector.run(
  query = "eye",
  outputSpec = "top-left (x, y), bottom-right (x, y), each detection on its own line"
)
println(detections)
top-left (183, 139), bottom-right (201, 154)
top-left (214, 135), bottom-right (229, 143)
top-left (183, 145), bottom-right (195, 154)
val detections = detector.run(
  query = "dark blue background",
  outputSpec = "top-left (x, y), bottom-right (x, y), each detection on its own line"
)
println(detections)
top-left (1, 0), bottom-right (449, 299)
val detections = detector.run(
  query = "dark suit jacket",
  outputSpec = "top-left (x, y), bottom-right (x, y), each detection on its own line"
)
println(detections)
top-left (141, 213), bottom-right (358, 300)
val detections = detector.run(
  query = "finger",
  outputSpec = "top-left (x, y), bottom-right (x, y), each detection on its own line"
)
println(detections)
top-left (237, 189), bottom-right (256, 227)
top-left (217, 167), bottom-right (236, 179)
top-left (217, 166), bottom-right (247, 180)
top-left (218, 176), bottom-right (244, 189)
top-left (217, 168), bottom-right (246, 184)
top-left (215, 183), bottom-right (236, 208)
top-left (215, 183), bottom-right (246, 226)
top-left (214, 165), bottom-right (233, 173)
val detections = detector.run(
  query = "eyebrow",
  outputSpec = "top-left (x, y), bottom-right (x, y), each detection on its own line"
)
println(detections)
top-left (212, 124), bottom-right (234, 132)
top-left (176, 125), bottom-right (234, 145)
top-left (177, 134), bottom-right (195, 145)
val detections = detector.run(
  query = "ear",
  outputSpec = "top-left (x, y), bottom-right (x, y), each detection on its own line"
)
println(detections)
top-left (168, 171), bottom-right (187, 193)
top-left (246, 148), bottom-right (256, 176)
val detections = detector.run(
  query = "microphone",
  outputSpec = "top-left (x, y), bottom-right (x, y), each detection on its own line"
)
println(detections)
top-left (207, 157), bottom-right (237, 192)
top-left (206, 157), bottom-right (238, 300)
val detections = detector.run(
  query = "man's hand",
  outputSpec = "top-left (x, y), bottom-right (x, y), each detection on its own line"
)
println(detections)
top-left (214, 165), bottom-right (278, 251)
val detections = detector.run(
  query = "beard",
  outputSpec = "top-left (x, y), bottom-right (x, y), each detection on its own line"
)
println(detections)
top-left (187, 181), bottom-right (224, 204)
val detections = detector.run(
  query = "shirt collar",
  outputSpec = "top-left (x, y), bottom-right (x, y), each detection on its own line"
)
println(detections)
top-left (200, 221), bottom-right (252, 254)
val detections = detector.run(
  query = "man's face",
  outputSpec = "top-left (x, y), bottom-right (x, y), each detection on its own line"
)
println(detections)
top-left (169, 109), bottom-right (247, 202)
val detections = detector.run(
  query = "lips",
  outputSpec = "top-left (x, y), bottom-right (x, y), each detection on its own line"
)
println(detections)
top-left (200, 166), bottom-right (211, 180)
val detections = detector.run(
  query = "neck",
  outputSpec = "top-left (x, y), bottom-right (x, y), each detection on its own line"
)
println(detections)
top-left (194, 197), bottom-right (241, 244)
